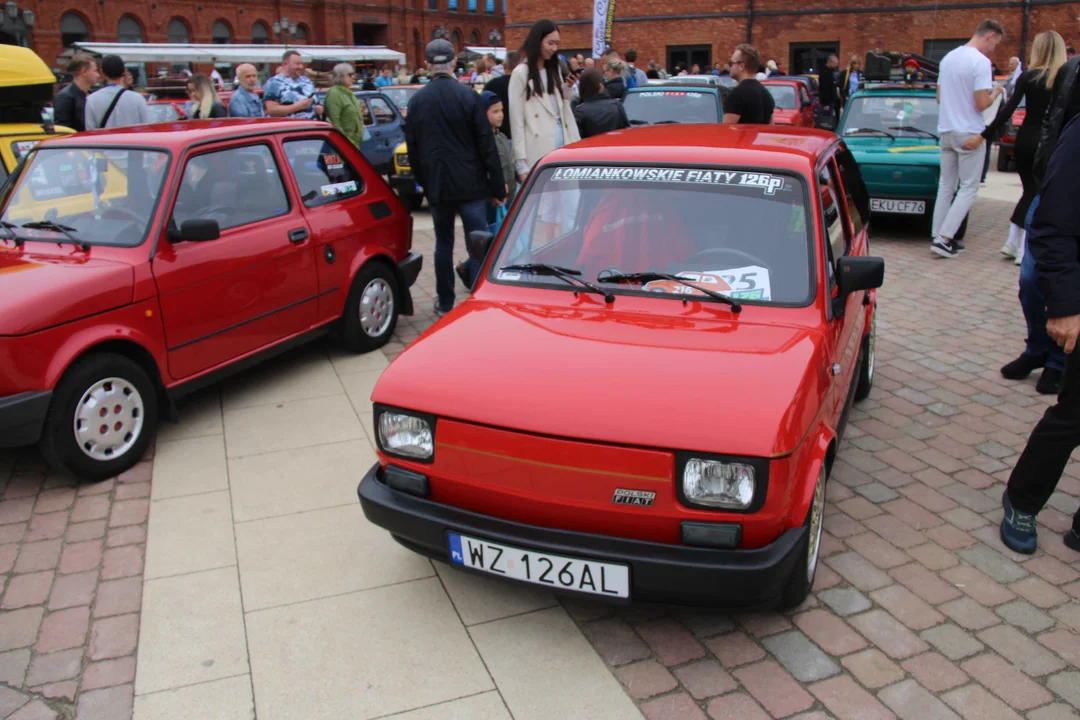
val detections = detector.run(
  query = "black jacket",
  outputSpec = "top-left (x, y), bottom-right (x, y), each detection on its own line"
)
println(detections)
top-left (403, 74), bottom-right (506, 206)
top-left (573, 93), bottom-right (630, 138)
top-left (1034, 55), bottom-right (1080, 186)
top-left (191, 101), bottom-right (228, 119)
top-left (817, 69), bottom-right (838, 107)
top-left (1031, 115), bottom-right (1080, 318)
top-left (484, 73), bottom-right (512, 139)
top-left (604, 76), bottom-right (626, 100)
top-left (53, 83), bottom-right (87, 132)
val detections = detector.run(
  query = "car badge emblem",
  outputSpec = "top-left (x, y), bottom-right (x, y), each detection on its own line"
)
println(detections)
top-left (612, 488), bottom-right (656, 507)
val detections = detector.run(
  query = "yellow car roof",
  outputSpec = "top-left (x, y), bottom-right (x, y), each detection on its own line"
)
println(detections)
top-left (0, 124), bottom-right (74, 137)
top-left (0, 45), bottom-right (56, 88)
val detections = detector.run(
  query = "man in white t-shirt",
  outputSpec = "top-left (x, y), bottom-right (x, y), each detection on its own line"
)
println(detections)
top-left (931, 19), bottom-right (1005, 258)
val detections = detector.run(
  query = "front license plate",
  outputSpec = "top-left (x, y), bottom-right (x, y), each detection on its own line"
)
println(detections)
top-left (871, 198), bottom-right (926, 215)
top-left (448, 532), bottom-right (630, 598)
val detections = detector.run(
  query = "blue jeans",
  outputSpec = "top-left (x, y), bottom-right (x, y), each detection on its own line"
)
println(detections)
top-left (1019, 195), bottom-right (1065, 371)
top-left (430, 199), bottom-right (488, 310)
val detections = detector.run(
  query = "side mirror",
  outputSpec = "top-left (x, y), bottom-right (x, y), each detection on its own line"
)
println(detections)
top-left (466, 230), bottom-right (495, 263)
top-left (833, 256), bottom-right (884, 316)
top-left (170, 219), bottom-right (220, 243)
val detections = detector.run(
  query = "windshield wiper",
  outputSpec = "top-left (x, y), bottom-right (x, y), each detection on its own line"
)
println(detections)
top-left (654, 120), bottom-right (680, 124)
top-left (0, 221), bottom-right (24, 248)
top-left (501, 264), bottom-right (615, 303)
top-left (20, 221), bottom-right (90, 251)
top-left (597, 271), bottom-right (742, 313)
top-left (844, 128), bottom-right (896, 139)
top-left (887, 125), bottom-right (939, 140)
top-left (629, 119), bottom-right (650, 125)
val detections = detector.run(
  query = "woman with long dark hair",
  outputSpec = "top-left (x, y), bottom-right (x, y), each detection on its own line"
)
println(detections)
top-left (507, 19), bottom-right (580, 183)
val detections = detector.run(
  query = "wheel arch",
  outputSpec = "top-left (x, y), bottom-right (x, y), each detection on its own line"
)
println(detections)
top-left (53, 339), bottom-right (175, 422)
top-left (350, 251), bottom-right (413, 316)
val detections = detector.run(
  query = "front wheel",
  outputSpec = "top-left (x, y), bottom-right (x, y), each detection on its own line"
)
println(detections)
top-left (779, 467), bottom-right (827, 609)
top-left (854, 306), bottom-right (876, 402)
top-left (341, 262), bottom-right (400, 353)
top-left (39, 353), bottom-right (158, 482)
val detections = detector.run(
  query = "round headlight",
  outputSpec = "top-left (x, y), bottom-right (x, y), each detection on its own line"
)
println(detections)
top-left (378, 412), bottom-right (433, 460)
top-left (683, 459), bottom-right (755, 509)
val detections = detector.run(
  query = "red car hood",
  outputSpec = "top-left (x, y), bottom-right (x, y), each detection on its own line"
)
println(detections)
top-left (772, 109), bottom-right (797, 125)
top-left (0, 249), bottom-right (134, 336)
top-left (373, 299), bottom-right (830, 457)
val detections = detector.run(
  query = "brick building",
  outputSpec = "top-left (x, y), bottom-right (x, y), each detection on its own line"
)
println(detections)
top-left (507, 0), bottom-right (1079, 75)
top-left (6, 0), bottom-right (505, 71)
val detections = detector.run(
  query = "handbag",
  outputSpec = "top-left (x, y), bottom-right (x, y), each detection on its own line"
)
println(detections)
top-left (488, 202), bottom-right (508, 236)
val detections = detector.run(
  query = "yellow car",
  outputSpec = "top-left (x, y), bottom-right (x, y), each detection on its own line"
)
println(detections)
top-left (389, 141), bottom-right (424, 211)
top-left (1, 45), bottom-right (75, 184)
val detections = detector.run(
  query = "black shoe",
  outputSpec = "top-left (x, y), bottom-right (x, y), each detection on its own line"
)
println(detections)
top-left (931, 238), bottom-right (960, 258)
top-left (1036, 366), bottom-right (1063, 395)
top-left (954, 240), bottom-right (966, 251)
top-left (1065, 529), bottom-right (1080, 552)
top-left (1001, 353), bottom-right (1047, 380)
top-left (455, 262), bottom-right (471, 290)
top-left (433, 297), bottom-right (451, 316)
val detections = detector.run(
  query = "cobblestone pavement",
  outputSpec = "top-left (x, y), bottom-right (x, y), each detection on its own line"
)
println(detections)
top-left (1, 164), bottom-right (1077, 720)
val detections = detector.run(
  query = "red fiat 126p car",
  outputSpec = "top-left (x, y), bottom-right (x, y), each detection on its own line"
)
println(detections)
top-left (359, 125), bottom-right (883, 608)
top-left (0, 119), bottom-right (419, 481)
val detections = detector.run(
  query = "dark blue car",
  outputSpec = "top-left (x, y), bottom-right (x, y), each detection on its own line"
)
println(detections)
top-left (313, 89), bottom-right (405, 175)
top-left (622, 83), bottom-right (728, 126)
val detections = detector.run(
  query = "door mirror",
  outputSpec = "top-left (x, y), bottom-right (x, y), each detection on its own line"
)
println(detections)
top-left (467, 230), bottom-right (495, 263)
top-left (171, 219), bottom-right (220, 243)
top-left (833, 256), bottom-right (884, 316)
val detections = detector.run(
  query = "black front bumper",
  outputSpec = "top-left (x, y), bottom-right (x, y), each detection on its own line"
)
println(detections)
top-left (390, 174), bottom-right (421, 197)
top-left (358, 464), bottom-right (806, 608)
top-left (0, 391), bottom-right (52, 448)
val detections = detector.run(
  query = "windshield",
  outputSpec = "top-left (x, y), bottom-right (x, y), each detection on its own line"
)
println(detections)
top-left (841, 95), bottom-right (939, 138)
top-left (491, 165), bottom-right (812, 305)
top-left (623, 90), bottom-right (719, 125)
top-left (380, 87), bottom-right (418, 110)
top-left (2, 148), bottom-right (168, 247)
top-left (765, 85), bottom-right (798, 110)
top-left (147, 103), bottom-right (181, 123)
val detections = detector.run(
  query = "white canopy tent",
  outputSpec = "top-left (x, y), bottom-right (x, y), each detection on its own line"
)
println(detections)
top-left (72, 42), bottom-right (406, 65)
top-left (463, 46), bottom-right (506, 61)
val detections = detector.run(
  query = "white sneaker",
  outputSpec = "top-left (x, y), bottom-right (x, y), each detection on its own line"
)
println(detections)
top-left (1001, 241), bottom-right (1018, 258)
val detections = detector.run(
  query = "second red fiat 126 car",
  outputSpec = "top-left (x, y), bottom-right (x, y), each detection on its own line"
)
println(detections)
top-left (359, 125), bottom-right (884, 609)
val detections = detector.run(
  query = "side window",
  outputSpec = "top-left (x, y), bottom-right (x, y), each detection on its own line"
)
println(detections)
top-left (835, 147), bottom-right (871, 235)
top-left (368, 97), bottom-right (396, 125)
top-left (171, 145), bottom-right (290, 232)
top-left (357, 97), bottom-right (374, 127)
top-left (818, 163), bottom-right (850, 268)
top-left (283, 138), bottom-right (366, 208)
top-left (799, 86), bottom-right (811, 107)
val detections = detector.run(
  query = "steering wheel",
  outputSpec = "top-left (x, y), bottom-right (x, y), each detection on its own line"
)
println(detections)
top-left (686, 248), bottom-right (768, 269)
top-left (99, 206), bottom-right (146, 225)
top-left (596, 266), bottom-right (625, 283)
top-left (198, 205), bottom-right (235, 219)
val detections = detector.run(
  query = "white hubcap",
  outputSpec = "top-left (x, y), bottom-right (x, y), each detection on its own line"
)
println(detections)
top-left (73, 377), bottom-right (145, 461)
top-left (806, 469), bottom-right (827, 583)
top-left (360, 278), bottom-right (393, 337)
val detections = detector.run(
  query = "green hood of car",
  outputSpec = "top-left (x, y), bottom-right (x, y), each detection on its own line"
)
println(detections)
top-left (846, 136), bottom-right (941, 199)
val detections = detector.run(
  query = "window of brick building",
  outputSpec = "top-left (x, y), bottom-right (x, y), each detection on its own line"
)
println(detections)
top-left (117, 16), bottom-right (142, 43)
top-left (486, 0), bottom-right (494, 12)
top-left (294, 24), bottom-right (308, 43)
top-left (428, 0), bottom-right (438, 8)
top-left (789, 42), bottom-right (838, 75)
top-left (666, 45), bottom-right (711, 75)
top-left (167, 18), bottom-right (189, 44)
top-left (923, 39), bottom-right (966, 62)
top-left (468, 0), bottom-right (477, 11)
top-left (212, 21), bottom-right (231, 45)
top-left (449, 0), bottom-right (458, 10)
top-left (60, 13), bottom-right (90, 48)
top-left (252, 22), bottom-right (270, 44)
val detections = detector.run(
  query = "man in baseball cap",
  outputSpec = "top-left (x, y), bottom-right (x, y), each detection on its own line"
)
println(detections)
top-left (405, 39), bottom-right (507, 314)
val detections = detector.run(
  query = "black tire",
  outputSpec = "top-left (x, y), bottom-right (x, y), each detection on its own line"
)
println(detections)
top-left (399, 193), bottom-right (423, 212)
top-left (854, 307), bottom-right (876, 402)
top-left (779, 467), bottom-right (827, 610)
top-left (997, 148), bottom-right (1010, 172)
top-left (39, 353), bottom-right (158, 483)
top-left (341, 262), bottom-right (400, 353)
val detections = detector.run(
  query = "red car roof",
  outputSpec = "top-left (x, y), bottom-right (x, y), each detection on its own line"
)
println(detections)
top-left (41, 118), bottom-right (329, 148)
top-left (541, 125), bottom-right (836, 173)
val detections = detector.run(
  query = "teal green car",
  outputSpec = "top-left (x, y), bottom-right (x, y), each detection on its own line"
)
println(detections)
top-left (838, 86), bottom-right (967, 238)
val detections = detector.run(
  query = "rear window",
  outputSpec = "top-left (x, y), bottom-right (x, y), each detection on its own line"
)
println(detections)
top-left (623, 91), bottom-right (719, 126)
top-left (492, 165), bottom-right (813, 306)
top-left (147, 104), bottom-right (181, 123)
top-left (766, 85), bottom-right (798, 110)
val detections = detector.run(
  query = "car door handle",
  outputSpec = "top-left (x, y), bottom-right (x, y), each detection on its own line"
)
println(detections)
top-left (288, 228), bottom-right (309, 244)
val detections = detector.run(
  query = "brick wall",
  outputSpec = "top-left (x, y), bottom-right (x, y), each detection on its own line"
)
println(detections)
top-left (22, 0), bottom-right (505, 71)
top-left (507, 0), bottom-right (1079, 73)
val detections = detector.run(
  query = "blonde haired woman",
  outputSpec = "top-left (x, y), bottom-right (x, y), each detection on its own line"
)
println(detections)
top-left (991, 30), bottom-right (1069, 393)
top-left (186, 73), bottom-right (227, 119)
top-left (838, 55), bottom-right (862, 107)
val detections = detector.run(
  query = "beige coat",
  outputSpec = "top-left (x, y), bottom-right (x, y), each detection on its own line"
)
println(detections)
top-left (508, 62), bottom-right (581, 170)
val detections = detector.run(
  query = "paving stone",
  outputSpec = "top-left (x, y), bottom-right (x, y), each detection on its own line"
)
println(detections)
top-left (841, 648), bottom-right (905, 689)
top-left (105, 525), bottom-right (146, 549)
top-left (817, 587), bottom-right (872, 616)
top-left (1038, 629), bottom-right (1080, 667)
top-left (636, 617), bottom-right (706, 666)
top-left (582, 618), bottom-right (650, 667)
top-left (705, 692), bottom-right (771, 720)
top-left (760, 629), bottom-right (842, 682)
top-left (673, 659), bottom-right (737, 700)
top-left (14, 539), bottom-right (62, 574)
top-left (1, 570), bottom-right (54, 610)
top-left (24, 513), bottom-right (68, 543)
top-left (93, 576), bottom-right (143, 619)
top-left (1047, 672), bottom-right (1080, 711)
top-left (849, 609), bottom-right (929, 660)
top-left (872, 515), bottom-right (929, 549)
top-left (108, 499), bottom-right (149, 527)
top-left (65, 519), bottom-right (107, 543)
top-left (672, 611), bottom-right (735, 639)
top-left (734, 612), bottom-right (792, 638)
top-left (58, 539), bottom-right (103, 575)
top-left (80, 656), bottom-right (136, 691)
top-left (641, 692), bottom-right (708, 720)
top-left (941, 564), bottom-right (1017, 606)
top-left (890, 563), bottom-right (963, 605)
top-left (920, 623), bottom-right (985, 661)
top-left (961, 652), bottom-right (1055, 711)
top-left (70, 495), bottom-right (110, 523)
top-left (47, 570), bottom-right (97, 610)
top-left (8, 699), bottom-right (58, 720)
top-left (995, 598), bottom-right (1056, 634)
top-left (977, 624), bottom-right (1067, 677)
top-left (878, 678), bottom-right (961, 720)
top-left (733, 659), bottom-right (815, 717)
top-left (36, 605), bottom-right (89, 654)
top-left (31, 680), bottom-right (75, 703)
top-left (87, 612), bottom-right (139, 661)
top-left (1053, 602), bottom-right (1080, 632)
top-left (614, 660), bottom-right (678, 699)
top-left (793, 609), bottom-right (867, 656)
top-left (1028, 704), bottom-right (1080, 720)
top-left (0, 648), bottom-right (30, 686)
top-left (74, 683), bottom-right (134, 720)
top-left (809, 674), bottom-right (896, 720)
top-left (942, 684), bottom-right (1024, 720)
top-left (938, 597), bottom-right (1000, 631)
top-left (0, 607), bottom-right (44, 652)
top-left (1025, 556), bottom-right (1080, 586)
top-left (100, 545), bottom-right (144, 581)
top-left (956, 544), bottom-right (1028, 583)
top-left (847, 532), bottom-right (910, 569)
top-left (870, 585), bottom-right (945, 631)
top-left (825, 552), bottom-right (892, 592)
top-left (705, 631), bottom-right (765, 669)
top-left (856, 482), bottom-right (900, 503)
top-left (907, 541), bottom-right (961, 571)
top-left (0, 685), bottom-right (29, 716)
